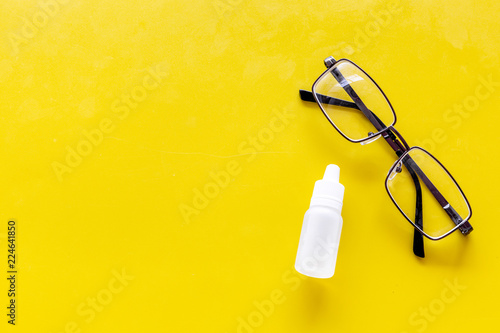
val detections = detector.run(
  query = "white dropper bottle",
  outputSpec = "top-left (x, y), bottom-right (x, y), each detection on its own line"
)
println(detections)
top-left (295, 165), bottom-right (345, 278)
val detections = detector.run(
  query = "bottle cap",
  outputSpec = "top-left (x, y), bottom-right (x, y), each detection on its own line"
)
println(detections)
top-left (311, 164), bottom-right (345, 208)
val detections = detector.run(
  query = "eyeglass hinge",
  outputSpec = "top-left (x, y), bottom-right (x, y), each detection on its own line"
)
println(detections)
top-left (324, 56), bottom-right (336, 68)
top-left (459, 221), bottom-right (473, 235)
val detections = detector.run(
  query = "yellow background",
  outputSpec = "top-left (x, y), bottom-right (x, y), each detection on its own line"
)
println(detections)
top-left (1, 0), bottom-right (499, 332)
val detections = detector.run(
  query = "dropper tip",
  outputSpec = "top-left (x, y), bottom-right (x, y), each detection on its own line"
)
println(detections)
top-left (323, 164), bottom-right (340, 182)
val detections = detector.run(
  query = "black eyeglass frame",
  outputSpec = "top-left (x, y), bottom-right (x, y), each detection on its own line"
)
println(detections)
top-left (300, 56), bottom-right (473, 256)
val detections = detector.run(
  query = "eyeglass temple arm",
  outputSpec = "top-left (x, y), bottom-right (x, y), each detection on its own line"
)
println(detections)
top-left (300, 90), bottom-right (360, 109)
top-left (403, 157), bottom-right (425, 257)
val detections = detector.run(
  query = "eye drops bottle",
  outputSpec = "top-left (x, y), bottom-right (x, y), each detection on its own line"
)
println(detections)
top-left (295, 165), bottom-right (345, 278)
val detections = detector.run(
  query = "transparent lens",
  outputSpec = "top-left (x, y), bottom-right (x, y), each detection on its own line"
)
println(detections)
top-left (386, 148), bottom-right (471, 238)
top-left (313, 59), bottom-right (395, 141)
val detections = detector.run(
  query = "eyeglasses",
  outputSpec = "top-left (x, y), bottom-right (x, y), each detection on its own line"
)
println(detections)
top-left (300, 57), bottom-right (473, 258)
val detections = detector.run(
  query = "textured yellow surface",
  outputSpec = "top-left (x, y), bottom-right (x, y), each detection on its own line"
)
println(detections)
top-left (1, 0), bottom-right (499, 332)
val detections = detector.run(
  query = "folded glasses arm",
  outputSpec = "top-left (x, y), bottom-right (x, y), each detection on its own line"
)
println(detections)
top-left (300, 90), bottom-right (359, 109)
top-left (403, 156), bottom-right (425, 257)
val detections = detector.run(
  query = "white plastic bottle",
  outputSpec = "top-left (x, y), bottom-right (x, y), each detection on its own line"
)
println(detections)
top-left (295, 165), bottom-right (345, 278)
